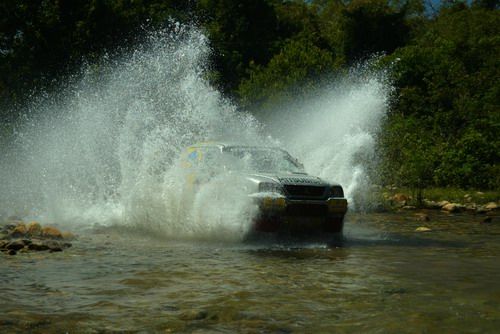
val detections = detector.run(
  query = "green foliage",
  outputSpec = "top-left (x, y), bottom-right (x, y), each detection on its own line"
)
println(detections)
top-left (238, 36), bottom-right (336, 109)
top-left (377, 114), bottom-right (436, 201)
top-left (383, 6), bottom-right (500, 190)
top-left (0, 0), bottom-right (191, 117)
top-left (196, 0), bottom-right (279, 94)
top-left (342, 0), bottom-right (412, 60)
top-left (237, 0), bottom-right (415, 109)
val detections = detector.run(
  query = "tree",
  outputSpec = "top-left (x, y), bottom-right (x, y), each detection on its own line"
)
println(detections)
top-left (382, 6), bottom-right (500, 189)
top-left (0, 0), bottom-right (192, 118)
top-left (196, 0), bottom-right (279, 94)
top-left (342, 0), bottom-right (413, 61)
top-left (238, 35), bottom-right (335, 109)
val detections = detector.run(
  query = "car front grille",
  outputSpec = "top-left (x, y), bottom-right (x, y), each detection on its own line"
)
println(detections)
top-left (284, 185), bottom-right (327, 199)
top-left (286, 203), bottom-right (328, 217)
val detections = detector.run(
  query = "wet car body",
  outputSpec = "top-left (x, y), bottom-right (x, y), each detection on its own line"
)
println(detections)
top-left (180, 142), bottom-right (348, 235)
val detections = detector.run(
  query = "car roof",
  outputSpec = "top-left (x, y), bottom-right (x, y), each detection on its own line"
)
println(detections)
top-left (188, 142), bottom-right (288, 154)
top-left (188, 141), bottom-right (227, 149)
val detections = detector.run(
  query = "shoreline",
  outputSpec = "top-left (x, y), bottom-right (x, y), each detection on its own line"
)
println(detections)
top-left (372, 187), bottom-right (499, 215)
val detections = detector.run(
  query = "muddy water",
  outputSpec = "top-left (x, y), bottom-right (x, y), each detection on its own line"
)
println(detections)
top-left (1, 211), bottom-right (499, 333)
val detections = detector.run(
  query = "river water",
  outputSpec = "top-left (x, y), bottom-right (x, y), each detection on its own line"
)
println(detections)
top-left (1, 211), bottom-right (499, 333)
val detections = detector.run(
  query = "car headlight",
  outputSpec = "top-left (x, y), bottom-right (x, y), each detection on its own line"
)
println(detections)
top-left (330, 185), bottom-right (344, 198)
top-left (259, 182), bottom-right (284, 194)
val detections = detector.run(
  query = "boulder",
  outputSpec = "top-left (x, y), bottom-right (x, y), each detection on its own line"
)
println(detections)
top-left (437, 201), bottom-right (450, 208)
top-left (10, 223), bottom-right (27, 238)
top-left (476, 206), bottom-right (488, 214)
top-left (26, 221), bottom-right (42, 236)
top-left (61, 231), bottom-right (76, 240)
top-left (44, 240), bottom-right (63, 252)
top-left (1, 222), bottom-right (18, 233)
top-left (41, 226), bottom-right (63, 239)
top-left (442, 203), bottom-right (464, 213)
top-left (5, 239), bottom-right (26, 251)
top-left (485, 202), bottom-right (498, 211)
top-left (0, 221), bottom-right (74, 253)
top-left (393, 193), bottom-right (410, 204)
top-left (27, 241), bottom-right (50, 251)
top-left (465, 203), bottom-right (477, 211)
top-left (402, 205), bottom-right (416, 210)
top-left (0, 220), bottom-right (74, 253)
top-left (415, 227), bottom-right (432, 232)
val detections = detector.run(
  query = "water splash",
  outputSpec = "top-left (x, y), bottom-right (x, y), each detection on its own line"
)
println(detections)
top-left (0, 25), bottom-right (261, 239)
top-left (0, 25), bottom-right (391, 239)
top-left (262, 67), bottom-right (390, 210)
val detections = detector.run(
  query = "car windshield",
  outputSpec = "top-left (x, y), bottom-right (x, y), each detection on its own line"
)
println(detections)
top-left (222, 147), bottom-right (304, 173)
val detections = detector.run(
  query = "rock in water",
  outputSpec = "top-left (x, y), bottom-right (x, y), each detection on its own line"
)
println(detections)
top-left (437, 201), bottom-right (450, 208)
top-left (26, 221), bottom-right (42, 237)
top-left (10, 223), bottom-right (27, 238)
top-left (442, 203), bottom-right (463, 213)
top-left (1, 221), bottom-right (73, 254)
top-left (2, 222), bottom-right (17, 233)
top-left (61, 231), bottom-right (76, 240)
top-left (41, 226), bottom-right (63, 239)
top-left (476, 206), bottom-right (488, 214)
top-left (485, 202), bottom-right (498, 211)
top-left (415, 227), bottom-right (432, 232)
top-left (47, 242), bottom-right (63, 252)
top-left (28, 241), bottom-right (50, 251)
top-left (392, 193), bottom-right (410, 206)
top-left (6, 240), bottom-right (26, 251)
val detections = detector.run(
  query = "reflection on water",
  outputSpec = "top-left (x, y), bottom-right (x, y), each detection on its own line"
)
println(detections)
top-left (1, 212), bottom-right (500, 333)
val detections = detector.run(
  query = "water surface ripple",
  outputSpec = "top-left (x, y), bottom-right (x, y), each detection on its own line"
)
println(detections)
top-left (1, 212), bottom-right (499, 333)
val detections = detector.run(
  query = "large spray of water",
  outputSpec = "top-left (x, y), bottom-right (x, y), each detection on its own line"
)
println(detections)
top-left (262, 67), bottom-right (390, 211)
top-left (0, 25), bottom-right (390, 240)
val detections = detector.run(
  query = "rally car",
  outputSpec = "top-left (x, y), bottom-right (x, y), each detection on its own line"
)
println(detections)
top-left (179, 142), bottom-right (348, 235)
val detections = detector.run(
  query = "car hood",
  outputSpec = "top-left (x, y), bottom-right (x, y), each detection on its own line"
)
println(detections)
top-left (241, 172), bottom-right (333, 187)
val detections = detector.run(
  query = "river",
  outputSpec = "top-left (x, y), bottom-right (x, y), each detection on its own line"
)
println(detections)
top-left (1, 211), bottom-right (499, 333)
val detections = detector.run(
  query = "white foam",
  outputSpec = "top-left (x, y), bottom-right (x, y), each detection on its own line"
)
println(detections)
top-left (0, 26), bottom-right (390, 239)
top-left (263, 70), bottom-right (390, 210)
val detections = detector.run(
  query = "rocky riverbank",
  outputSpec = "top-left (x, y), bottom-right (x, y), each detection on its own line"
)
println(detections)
top-left (0, 219), bottom-right (75, 255)
top-left (387, 192), bottom-right (499, 214)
